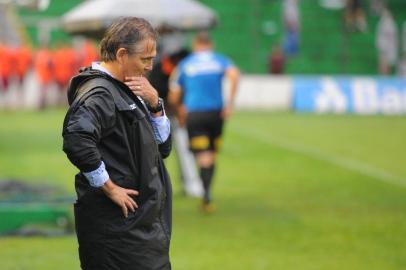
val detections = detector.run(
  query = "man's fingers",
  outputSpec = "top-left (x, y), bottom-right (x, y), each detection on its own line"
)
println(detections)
top-left (129, 88), bottom-right (142, 94)
top-left (128, 86), bottom-right (144, 96)
top-left (126, 189), bottom-right (139, 196)
top-left (121, 204), bottom-right (128, 218)
top-left (125, 76), bottom-right (142, 80)
top-left (125, 77), bottom-right (144, 84)
top-left (125, 199), bottom-right (135, 213)
top-left (127, 196), bottom-right (138, 209)
top-left (125, 189), bottom-right (139, 212)
top-left (125, 82), bottom-right (141, 89)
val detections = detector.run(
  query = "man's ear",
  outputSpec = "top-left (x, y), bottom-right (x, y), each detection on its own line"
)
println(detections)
top-left (116, 48), bottom-right (127, 64)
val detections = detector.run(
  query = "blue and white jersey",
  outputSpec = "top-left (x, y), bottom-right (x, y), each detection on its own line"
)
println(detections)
top-left (171, 50), bottom-right (233, 112)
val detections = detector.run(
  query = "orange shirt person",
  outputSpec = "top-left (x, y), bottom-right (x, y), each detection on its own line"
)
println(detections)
top-left (35, 47), bottom-right (53, 86)
top-left (35, 47), bottom-right (54, 108)
top-left (53, 45), bottom-right (79, 92)
top-left (81, 40), bottom-right (99, 67)
top-left (0, 44), bottom-right (14, 92)
top-left (14, 45), bottom-right (33, 85)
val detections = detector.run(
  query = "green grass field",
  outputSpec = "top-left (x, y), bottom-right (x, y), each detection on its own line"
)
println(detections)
top-left (0, 110), bottom-right (406, 270)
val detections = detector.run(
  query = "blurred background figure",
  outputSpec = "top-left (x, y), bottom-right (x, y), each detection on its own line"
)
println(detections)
top-left (149, 47), bottom-right (204, 198)
top-left (402, 20), bottom-right (406, 56)
top-left (34, 45), bottom-right (54, 109)
top-left (169, 31), bottom-right (240, 213)
top-left (79, 39), bottom-right (99, 68)
top-left (345, 0), bottom-right (367, 32)
top-left (370, 0), bottom-right (387, 16)
top-left (268, 44), bottom-right (285, 74)
top-left (13, 44), bottom-right (33, 88)
top-left (283, 0), bottom-right (300, 56)
top-left (398, 21), bottom-right (406, 76)
top-left (376, 9), bottom-right (398, 75)
top-left (53, 42), bottom-right (79, 106)
top-left (0, 43), bottom-right (13, 95)
top-left (398, 55), bottom-right (406, 77)
top-left (149, 47), bottom-right (190, 109)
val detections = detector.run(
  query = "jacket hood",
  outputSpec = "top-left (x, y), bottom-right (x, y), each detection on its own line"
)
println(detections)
top-left (67, 68), bottom-right (111, 105)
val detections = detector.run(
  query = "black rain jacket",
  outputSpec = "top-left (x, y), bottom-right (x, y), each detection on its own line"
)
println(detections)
top-left (62, 68), bottom-right (172, 270)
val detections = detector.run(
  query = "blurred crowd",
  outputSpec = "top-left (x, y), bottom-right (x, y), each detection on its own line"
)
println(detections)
top-left (0, 40), bottom-right (98, 109)
top-left (267, 0), bottom-right (406, 76)
top-left (344, 0), bottom-right (405, 76)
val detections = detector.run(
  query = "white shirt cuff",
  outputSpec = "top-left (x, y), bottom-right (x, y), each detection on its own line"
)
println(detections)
top-left (82, 161), bottom-right (110, 187)
top-left (148, 110), bottom-right (171, 144)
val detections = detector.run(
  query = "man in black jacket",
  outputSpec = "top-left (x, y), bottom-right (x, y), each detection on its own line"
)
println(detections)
top-left (62, 17), bottom-right (172, 270)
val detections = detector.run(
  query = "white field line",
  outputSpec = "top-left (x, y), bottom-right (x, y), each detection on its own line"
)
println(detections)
top-left (235, 128), bottom-right (406, 188)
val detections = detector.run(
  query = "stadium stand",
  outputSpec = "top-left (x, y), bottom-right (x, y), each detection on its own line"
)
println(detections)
top-left (13, 0), bottom-right (406, 75)
top-left (200, 0), bottom-right (406, 74)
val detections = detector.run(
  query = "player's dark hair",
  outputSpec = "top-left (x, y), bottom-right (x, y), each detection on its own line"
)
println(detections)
top-left (100, 17), bottom-right (158, 62)
top-left (194, 31), bottom-right (212, 45)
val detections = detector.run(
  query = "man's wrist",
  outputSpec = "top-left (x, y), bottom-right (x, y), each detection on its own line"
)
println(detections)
top-left (147, 97), bottom-right (164, 113)
top-left (101, 179), bottom-right (115, 195)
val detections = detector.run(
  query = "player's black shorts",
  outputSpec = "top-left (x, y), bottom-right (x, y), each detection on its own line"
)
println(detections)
top-left (186, 110), bottom-right (224, 153)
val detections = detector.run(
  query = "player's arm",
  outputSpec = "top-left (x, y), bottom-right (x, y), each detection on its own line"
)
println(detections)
top-left (168, 84), bottom-right (182, 108)
top-left (223, 66), bottom-right (240, 119)
top-left (168, 68), bottom-right (187, 126)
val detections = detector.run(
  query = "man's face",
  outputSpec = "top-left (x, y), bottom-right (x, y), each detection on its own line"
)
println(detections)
top-left (123, 39), bottom-right (156, 77)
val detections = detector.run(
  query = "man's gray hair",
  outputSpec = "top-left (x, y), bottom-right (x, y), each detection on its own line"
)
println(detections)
top-left (100, 17), bottom-right (158, 62)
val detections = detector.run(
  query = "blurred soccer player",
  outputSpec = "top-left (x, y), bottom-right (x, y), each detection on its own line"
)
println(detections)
top-left (169, 31), bottom-right (239, 213)
top-left (149, 48), bottom-right (204, 197)
top-left (0, 43), bottom-right (13, 94)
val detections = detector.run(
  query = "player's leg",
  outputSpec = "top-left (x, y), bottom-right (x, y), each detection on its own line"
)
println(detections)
top-left (195, 150), bottom-right (216, 204)
top-left (187, 111), bottom-right (224, 213)
top-left (186, 111), bottom-right (215, 210)
top-left (202, 110), bottom-right (224, 208)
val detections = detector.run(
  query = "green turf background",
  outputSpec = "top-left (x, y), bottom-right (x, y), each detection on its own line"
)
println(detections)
top-left (0, 110), bottom-right (405, 270)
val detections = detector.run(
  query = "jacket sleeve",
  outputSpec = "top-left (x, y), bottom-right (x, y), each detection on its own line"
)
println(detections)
top-left (63, 90), bottom-right (116, 172)
top-left (158, 134), bottom-right (172, 159)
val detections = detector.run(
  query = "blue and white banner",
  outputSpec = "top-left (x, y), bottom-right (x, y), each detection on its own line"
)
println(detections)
top-left (293, 76), bottom-right (406, 114)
